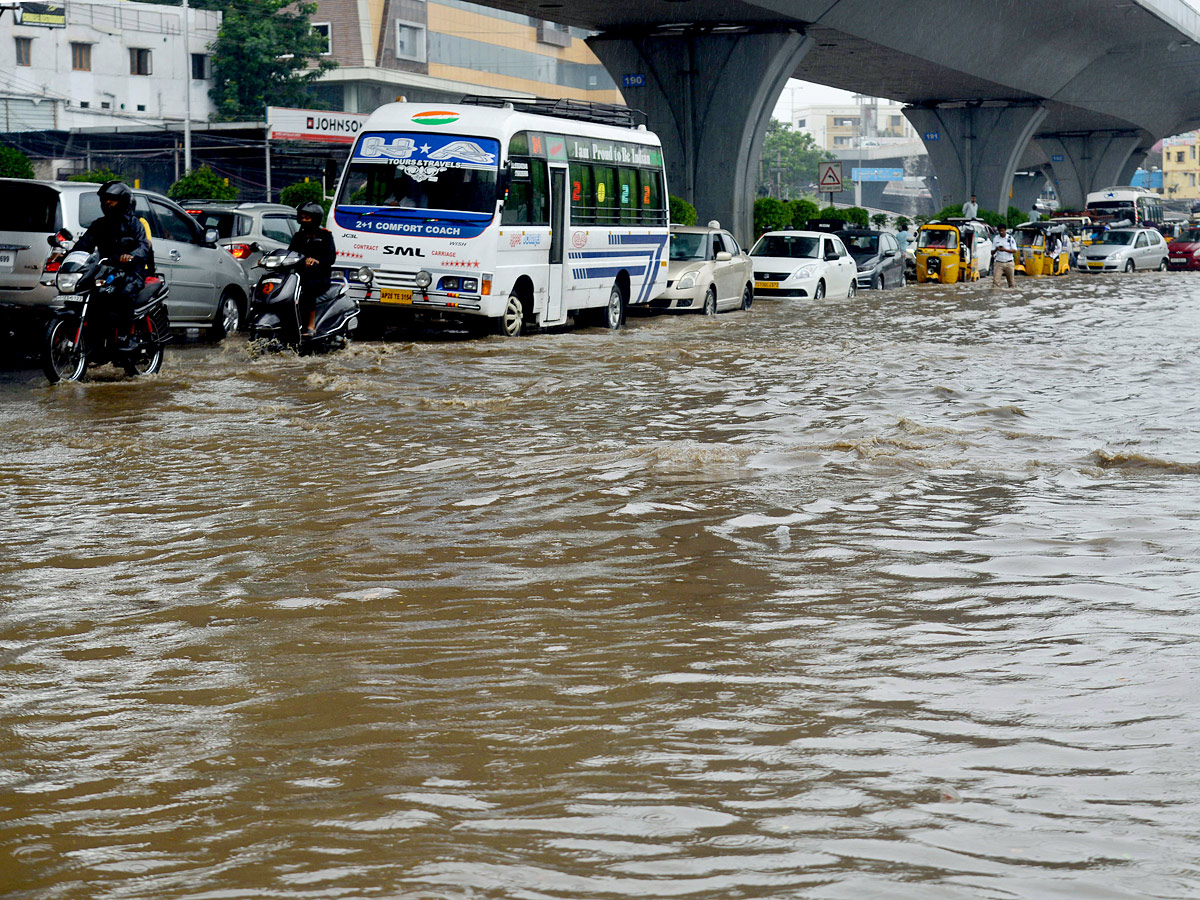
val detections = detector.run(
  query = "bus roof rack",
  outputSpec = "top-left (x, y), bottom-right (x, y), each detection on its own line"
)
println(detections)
top-left (459, 95), bottom-right (647, 129)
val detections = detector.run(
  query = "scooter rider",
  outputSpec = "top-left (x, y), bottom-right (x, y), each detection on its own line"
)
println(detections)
top-left (73, 181), bottom-right (151, 350)
top-left (288, 201), bottom-right (336, 335)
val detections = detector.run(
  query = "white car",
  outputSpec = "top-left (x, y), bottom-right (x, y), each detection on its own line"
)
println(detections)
top-left (1077, 227), bottom-right (1170, 273)
top-left (750, 229), bottom-right (858, 300)
top-left (652, 224), bottom-right (755, 314)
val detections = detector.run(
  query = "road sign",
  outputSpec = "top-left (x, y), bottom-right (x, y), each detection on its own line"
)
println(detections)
top-left (622, 74), bottom-right (645, 88)
top-left (924, 131), bottom-right (940, 142)
top-left (1052, 154), bottom-right (1065, 162)
top-left (851, 167), bottom-right (904, 182)
top-left (818, 161), bottom-right (843, 193)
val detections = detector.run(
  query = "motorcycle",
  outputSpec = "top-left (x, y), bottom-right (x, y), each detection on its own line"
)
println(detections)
top-left (247, 249), bottom-right (360, 354)
top-left (40, 231), bottom-right (171, 383)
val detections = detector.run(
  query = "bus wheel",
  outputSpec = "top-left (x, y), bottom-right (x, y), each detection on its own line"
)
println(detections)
top-left (603, 283), bottom-right (625, 330)
top-left (495, 294), bottom-right (524, 337)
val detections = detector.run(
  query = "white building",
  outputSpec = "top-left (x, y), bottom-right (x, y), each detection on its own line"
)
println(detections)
top-left (0, 0), bottom-right (218, 133)
top-left (792, 99), bottom-right (918, 152)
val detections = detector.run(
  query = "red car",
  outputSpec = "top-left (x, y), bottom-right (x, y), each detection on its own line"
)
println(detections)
top-left (1167, 226), bottom-right (1200, 270)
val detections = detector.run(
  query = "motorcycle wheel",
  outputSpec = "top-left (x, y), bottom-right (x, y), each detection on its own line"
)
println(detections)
top-left (123, 317), bottom-right (164, 376)
top-left (43, 317), bottom-right (88, 383)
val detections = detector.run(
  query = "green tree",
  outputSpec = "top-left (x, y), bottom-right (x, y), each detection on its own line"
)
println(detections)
top-left (68, 168), bottom-right (124, 184)
top-left (871, 212), bottom-right (889, 229)
top-left (757, 119), bottom-right (834, 199)
top-left (895, 216), bottom-right (910, 232)
top-left (279, 179), bottom-right (331, 220)
top-left (208, 0), bottom-right (336, 122)
top-left (789, 198), bottom-right (820, 230)
top-left (669, 195), bottom-right (697, 226)
top-left (168, 166), bottom-right (238, 201)
top-left (753, 197), bottom-right (791, 237)
top-left (0, 145), bottom-right (35, 179)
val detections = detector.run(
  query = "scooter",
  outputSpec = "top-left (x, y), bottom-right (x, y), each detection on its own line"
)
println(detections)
top-left (246, 249), bottom-right (360, 354)
top-left (40, 231), bottom-right (171, 383)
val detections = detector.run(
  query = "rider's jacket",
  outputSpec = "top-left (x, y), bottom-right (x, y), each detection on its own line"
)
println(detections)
top-left (75, 210), bottom-right (152, 280)
top-left (288, 227), bottom-right (336, 296)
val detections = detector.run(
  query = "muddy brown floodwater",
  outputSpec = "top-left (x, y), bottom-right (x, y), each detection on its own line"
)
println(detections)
top-left (2, 273), bottom-right (1200, 899)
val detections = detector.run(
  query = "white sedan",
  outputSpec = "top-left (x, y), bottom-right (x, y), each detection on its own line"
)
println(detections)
top-left (749, 230), bottom-right (858, 300)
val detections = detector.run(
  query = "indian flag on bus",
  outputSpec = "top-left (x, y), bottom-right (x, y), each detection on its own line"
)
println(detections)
top-left (412, 110), bottom-right (461, 127)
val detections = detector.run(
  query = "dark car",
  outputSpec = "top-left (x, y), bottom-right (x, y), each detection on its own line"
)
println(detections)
top-left (839, 228), bottom-right (906, 290)
top-left (1167, 225), bottom-right (1200, 270)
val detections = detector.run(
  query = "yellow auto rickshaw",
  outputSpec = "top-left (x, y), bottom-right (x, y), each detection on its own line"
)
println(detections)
top-left (915, 221), bottom-right (978, 283)
top-left (1014, 224), bottom-right (1070, 276)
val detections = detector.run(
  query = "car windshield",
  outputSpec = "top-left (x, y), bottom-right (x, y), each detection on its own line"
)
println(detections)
top-left (918, 229), bottom-right (957, 249)
top-left (1176, 228), bottom-right (1200, 242)
top-left (842, 234), bottom-right (878, 260)
top-left (750, 235), bottom-right (819, 258)
top-left (669, 233), bottom-right (707, 261)
top-left (337, 132), bottom-right (501, 215)
top-left (0, 182), bottom-right (61, 231)
top-left (188, 210), bottom-right (244, 239)
top-left (1096, 231), bottom-right (1136, 246)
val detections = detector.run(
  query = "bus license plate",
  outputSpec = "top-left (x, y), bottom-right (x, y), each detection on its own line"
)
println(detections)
top-left (380, 288), bottom-right (413, 305)
top-left (0, 251), bottom-right (13, 272)
top-left (755, 281), bottom-right (778, 290)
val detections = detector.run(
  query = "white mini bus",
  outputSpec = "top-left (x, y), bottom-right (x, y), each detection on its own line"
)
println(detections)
top-left (331, 98), bottom-right (670, 336)
top-left (1084, 186), bottom-right (1164, 229)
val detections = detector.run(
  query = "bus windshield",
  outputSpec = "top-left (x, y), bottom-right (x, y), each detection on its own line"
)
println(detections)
top-left (337, 132), bottom-right (500, 215)
top-left (1086, 200), bottom-right (1135, 219)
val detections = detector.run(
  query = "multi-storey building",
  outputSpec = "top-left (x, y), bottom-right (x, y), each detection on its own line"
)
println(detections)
top-left (791, 99), bottom-right (917, 152)
top-left (0, 0), bottom-right (218, 132)
top-left (1162, 132), bottom-right (1199, 200)
top-left (308, 0), bottom-right (622, 112)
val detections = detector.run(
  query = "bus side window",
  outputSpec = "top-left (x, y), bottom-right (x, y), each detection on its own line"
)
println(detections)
top-left (595, 166), bottom-right (616, 225)
top-left (639, 168), bottom-right (664, 226)
top-left (502, 156), bottom-right (549, 226)
top-left (570, 163), bottom-right (595, 225)
top-left (618, 167), bottom-right (637, 225)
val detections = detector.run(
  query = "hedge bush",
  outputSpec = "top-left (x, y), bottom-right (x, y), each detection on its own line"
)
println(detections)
top-left (168, 166), bottom-right (238, 202)
top-left (279, 180), bottom-right (332, 220)
top-left (668, 195), bottom-right (697, 226)
top-left (68, 168), bottom-right (124, 184)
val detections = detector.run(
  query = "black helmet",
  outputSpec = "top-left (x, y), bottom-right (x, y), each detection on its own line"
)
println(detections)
top-left (296, 201), bottom-right (324, 231)
top-left (98, 180), bottom-right (133, 217)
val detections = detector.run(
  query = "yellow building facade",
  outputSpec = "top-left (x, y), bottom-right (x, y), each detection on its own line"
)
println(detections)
top-left (1162, 133), bottom-right (1200, 201)
top-left (310, 0), bottom-right (623, 113)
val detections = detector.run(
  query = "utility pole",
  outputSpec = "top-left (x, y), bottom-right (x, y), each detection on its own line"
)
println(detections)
top-left (182, 0), bottom-right (192, 173)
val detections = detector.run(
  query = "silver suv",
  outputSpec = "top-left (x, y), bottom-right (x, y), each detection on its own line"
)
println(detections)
top-left (180, 201), bottom-right (300, 279)
top-left (0, 179), bottom-right (250, 338)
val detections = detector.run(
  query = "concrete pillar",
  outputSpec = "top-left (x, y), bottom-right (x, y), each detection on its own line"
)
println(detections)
top-left (1010, 168), bottom-right (1048, 219)
top-left (1117, 149), bottom-right (1149, 190)
top-left (588, 27), bottom-right (811, 245)
top-left (904, 103), bottom-right (1047, 216)
top-left (1036, 132), bottom-right (1140, 211)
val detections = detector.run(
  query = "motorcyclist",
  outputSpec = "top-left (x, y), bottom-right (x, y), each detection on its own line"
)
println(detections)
top-left (287, 200), bottom-right (336, 335)
top-left (73, 181), bottom-right (152, 351)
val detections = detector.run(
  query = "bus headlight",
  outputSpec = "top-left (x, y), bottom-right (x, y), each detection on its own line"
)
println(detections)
top-left (414, 270), bottom-right (432, 289)
top-left (354, 266), bottom-right (373, 285)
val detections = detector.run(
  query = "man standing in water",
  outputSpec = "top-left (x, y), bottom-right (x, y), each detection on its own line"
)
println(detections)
top-left (992, 223), bottom-right (1017, 287)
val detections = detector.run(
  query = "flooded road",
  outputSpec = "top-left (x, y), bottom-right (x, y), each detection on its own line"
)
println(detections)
top-left (3, 273), bottom-right (1200, 899)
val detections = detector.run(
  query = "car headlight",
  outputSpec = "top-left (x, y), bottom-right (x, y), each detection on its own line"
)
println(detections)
top-left (56, 270), bottom-right (83, 293)
top-left (414, 270), bottom-right (432, 289)
top-left (676, 270), bottom-right (699, 290)
top-left (793, 265), bottom-right (817, 280)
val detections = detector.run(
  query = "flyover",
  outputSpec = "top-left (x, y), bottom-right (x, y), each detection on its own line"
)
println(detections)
top-left (473, 0), bottom-right (1200, 240)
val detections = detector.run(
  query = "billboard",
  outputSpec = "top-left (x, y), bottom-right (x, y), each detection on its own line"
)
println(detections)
top-left (266, 107), bottom-right (371, 144)
top-left (16, 2), bottom-right (66, 26)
